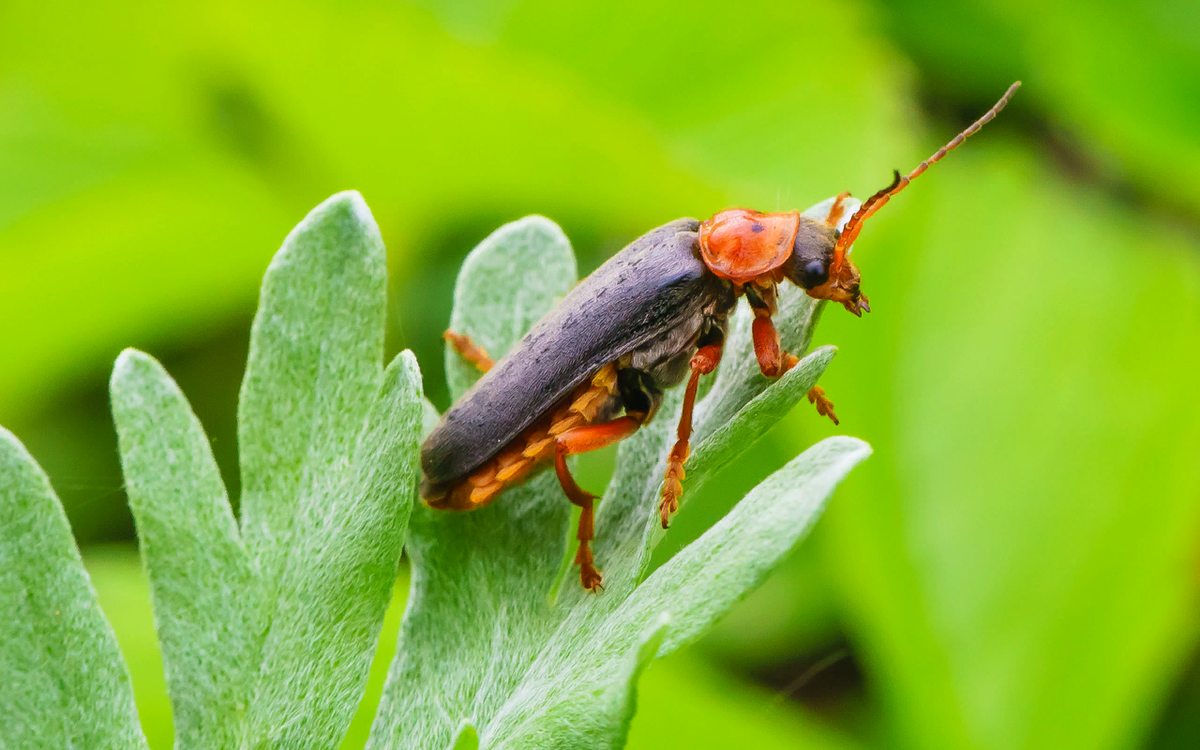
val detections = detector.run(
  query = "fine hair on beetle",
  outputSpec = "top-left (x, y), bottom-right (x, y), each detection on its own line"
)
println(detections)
top-left (422, 81), bottom-right (1021, 592)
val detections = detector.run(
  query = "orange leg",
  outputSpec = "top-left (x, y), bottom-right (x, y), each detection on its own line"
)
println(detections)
top-left (555, 416), bottom-right (642, 591)
top-left (807, 385), bottom-right (840, 426)
top-left (751, 312), bottom-right (799, 377)
top-left (444, 330), bottom-right (494, 373)
top-left (751, 312), bottom-right (838, 425)
top-left (659, 343), bottom-right (724, 529)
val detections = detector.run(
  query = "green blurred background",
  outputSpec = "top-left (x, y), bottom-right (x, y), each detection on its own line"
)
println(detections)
top-left (4, 0), bottom-right (1200, 747)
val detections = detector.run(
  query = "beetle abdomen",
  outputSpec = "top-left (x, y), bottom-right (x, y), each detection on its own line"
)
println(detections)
top-left (423, 364), bottom-right (621, 508)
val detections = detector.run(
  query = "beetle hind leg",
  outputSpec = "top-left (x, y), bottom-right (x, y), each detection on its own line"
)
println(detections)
top-left (444, 330), bottom-right (495, 372)
top-left (554, 416), bottom-right (641, 592)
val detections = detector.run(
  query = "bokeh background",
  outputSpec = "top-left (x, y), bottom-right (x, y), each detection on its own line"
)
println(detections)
top-left (4, 1), bottom-right (1200, 747)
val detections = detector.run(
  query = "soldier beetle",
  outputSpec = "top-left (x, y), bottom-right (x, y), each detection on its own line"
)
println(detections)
top-left (422, 82), bottom-right (1021, 591)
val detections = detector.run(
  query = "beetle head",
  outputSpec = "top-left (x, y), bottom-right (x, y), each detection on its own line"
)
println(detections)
top-left (782, 206), bottom-right (870, 316)
top-left (790, 80), bottom-right (1022, 318)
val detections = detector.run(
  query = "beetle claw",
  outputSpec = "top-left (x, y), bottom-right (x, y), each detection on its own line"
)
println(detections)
top-left (659, 481), bottom-right (682, 529)
top-left (807, 385), bottom-right (840, 426)
top-left (576, 543), bottom-right (604, 592)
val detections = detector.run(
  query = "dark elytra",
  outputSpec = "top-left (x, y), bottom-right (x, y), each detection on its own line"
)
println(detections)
top-left (421, 218), bottom-right (733, 486)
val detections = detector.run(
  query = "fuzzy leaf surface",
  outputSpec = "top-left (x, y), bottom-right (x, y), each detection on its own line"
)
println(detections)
top-left (0, 428), bottom-right (147, 750)
top-left (111, 350), bottom-right (256, 749)
top-left (110, 191), bottom-right (423, 749)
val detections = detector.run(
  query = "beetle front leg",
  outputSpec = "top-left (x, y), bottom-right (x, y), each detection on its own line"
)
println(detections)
top-left (443, 330), bottom-right (495, 373)
top-left (751, 311), bottom-right (839, 425)
top-left (554, 416), bottom-right (642, 592)
top-left (751, 310), bottom-right (798, 377)
top-left (659, 342), bottom-right (724, 529)
top-left (807, 385), bottom-right (839, 425)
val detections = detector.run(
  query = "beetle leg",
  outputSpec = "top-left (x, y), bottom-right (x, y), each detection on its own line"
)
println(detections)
top-left (659, 342), bottom-right (724, 529)
top-left (443, 330), bottom-right (495, 372)
top-left (807, 385), bottom-right (840, 426)
top-left (554, 416), bottom-right (642, 592)
top-left (750, 311), bottom-right (798, 377)
top-left (751, 312), bottom-right (839, 425)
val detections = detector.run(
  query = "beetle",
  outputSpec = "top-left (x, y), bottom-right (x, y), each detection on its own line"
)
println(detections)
top-left (421, 82), bottom-right (1020, 591)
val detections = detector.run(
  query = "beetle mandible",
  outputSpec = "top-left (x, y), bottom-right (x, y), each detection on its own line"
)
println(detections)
top-left (421, 82), bottom-right (1021, 592)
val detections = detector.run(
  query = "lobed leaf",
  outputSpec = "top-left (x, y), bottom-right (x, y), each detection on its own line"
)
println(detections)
top-left (687, 345), bottom-right (838, 481)
top-left (243, 352), bottom-right (422, 747)
top-left (0, 428), bottom-right (147, 749)
top-left (237, 190), bottom-right (390, 597)
top-left (109, 191), bottom-right (423, 749)
top-left (111, 350), bottom-right (257, 749)
top-left (615, 436), bottom-right (872, 657)
top-left (237, 192), bottom-right (420, 747)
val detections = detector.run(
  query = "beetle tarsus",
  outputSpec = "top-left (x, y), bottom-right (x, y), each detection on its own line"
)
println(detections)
top-left (571, 490), bottom-right (604, 592)
top-left (659, 453), bottom-right (686, 529)
top-left (576, 541), bottom-right (604, 592)
top-left (807, 385), bottom-right (839, 425)
top-left (444, 330), bottom-right (495, 373)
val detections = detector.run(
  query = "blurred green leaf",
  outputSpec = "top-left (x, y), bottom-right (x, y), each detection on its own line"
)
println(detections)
top-left (0, 0), bottom-right (739, 423)
top-left (626, 652), bottom-right (864, 750)
top-left (0, 428), bottom-right (147, 749)
top-left (368, 209), bottom-right (866, 749)
top-left (811, 145), bottom-right (1200, 750)
top-left (881, 0), bottom-right (1200, 222)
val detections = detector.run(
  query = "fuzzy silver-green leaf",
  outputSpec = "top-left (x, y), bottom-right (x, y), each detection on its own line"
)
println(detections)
top-left (0, 428), bottom-right (147, 750)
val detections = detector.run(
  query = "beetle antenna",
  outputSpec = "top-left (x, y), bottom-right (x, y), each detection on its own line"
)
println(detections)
top-left (832, 80), bottom-right (1021, 267)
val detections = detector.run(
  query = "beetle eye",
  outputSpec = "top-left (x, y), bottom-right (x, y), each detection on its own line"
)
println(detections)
top-left (798, 259), bottom-right (829, 289)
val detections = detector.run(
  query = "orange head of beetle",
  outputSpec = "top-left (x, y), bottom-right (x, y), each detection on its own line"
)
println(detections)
top-left (698, 80), bottom-right (1021, 318)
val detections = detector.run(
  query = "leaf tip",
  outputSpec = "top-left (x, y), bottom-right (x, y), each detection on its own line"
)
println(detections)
top-left (508, 214), bottom-right (569, 241)
top-left (322, 189), bottom-right (375, 226)
top-left (822, 435), bottom-right (873, 466)
top-left (283, 190), bottom-right (383, 259)
top-left (385, 349), bottom-right (425, 400)
top-left (110, 348), bottom-right (162, 390)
